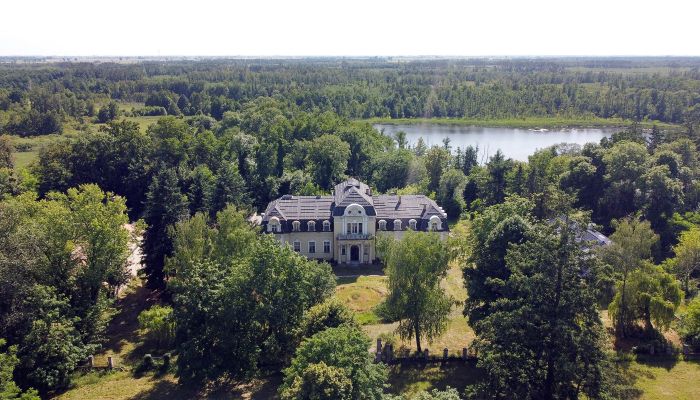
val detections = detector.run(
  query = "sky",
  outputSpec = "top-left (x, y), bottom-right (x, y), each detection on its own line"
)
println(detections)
top-left (1, 0), bottom-right (699, 57)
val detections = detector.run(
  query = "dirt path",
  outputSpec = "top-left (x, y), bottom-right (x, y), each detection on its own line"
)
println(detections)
top-left (124, 223), bottom-right (143, 277)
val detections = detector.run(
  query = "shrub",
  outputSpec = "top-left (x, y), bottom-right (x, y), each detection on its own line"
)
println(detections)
top-left (137, 305), bottom-right (175, 349)
top-left (298, 298), bottom-right (355, 339)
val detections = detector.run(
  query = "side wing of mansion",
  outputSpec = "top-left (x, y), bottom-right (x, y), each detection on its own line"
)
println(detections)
top-left (261, 178), bottom-right (448, 264)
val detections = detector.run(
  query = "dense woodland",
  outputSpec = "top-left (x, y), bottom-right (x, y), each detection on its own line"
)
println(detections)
top-left (1, 58), bottom-right (700, 399)
top-left (2, 58), bottom-right (700, 137)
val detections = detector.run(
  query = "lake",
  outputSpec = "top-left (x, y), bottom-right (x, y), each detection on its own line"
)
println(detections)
top-left (374, 124), bottom-right (617, 162)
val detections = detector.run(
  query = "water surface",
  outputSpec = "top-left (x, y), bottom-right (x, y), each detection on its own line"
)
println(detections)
top-left (374, 124), bottom-right (617, 162)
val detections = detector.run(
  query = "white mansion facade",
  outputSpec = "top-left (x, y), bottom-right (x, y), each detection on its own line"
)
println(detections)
top-left (261, 178), bottom-right (448, 264)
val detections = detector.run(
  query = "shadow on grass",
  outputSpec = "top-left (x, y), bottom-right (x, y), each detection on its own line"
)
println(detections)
top-left (128, 373), bottom-right (283, 400)
top-left (387, 361), bottom-right (483, 396)
top-left (105, 280), bottom-right (157, 356)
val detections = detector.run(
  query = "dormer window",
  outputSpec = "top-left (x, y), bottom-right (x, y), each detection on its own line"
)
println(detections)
top-left (323, 220), bottom-right (331, 232)
top-left (409, 219), bottom-right (417, 230)
top-left (429, 216), bottom-right (442, 231)
top-left (308, 221), bottom-right (316, 232)
top-left (268, 217), bottom-right (281, 233)
top-left (394, 219), bottom-right (402, 230)
top-left (378, 220), bottom-right (387, 231)
top-left (292, 221), bottom-right (300, 232)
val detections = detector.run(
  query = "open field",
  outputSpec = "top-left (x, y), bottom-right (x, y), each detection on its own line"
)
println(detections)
top-left (633, 359), bottom-right (700, 400)
top-left (336, 263), bottom-right (475, 354)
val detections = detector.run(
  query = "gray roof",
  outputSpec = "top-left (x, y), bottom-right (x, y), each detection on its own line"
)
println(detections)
top-left (264, 195), bottom-right (333, 221)
top-left (333, 178), bottom-right (374, 215)
top-left (373, 194), bottom-right (447, 220)
top-left (262, 179), bottom-right (447, 223)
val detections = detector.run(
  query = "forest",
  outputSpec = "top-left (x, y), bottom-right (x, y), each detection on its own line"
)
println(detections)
top-left (1, 57), bottom-right (700, 399)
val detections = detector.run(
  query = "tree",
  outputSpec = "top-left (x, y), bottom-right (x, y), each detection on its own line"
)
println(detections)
top-left (640, 165), bottom-right (684, 250)
top-left (380, 230), bottom-right (453, 352)
top-left (461, 145), bottom-right (479, 176)
top-left (424, 146), bottom-right (451, 194)
top-left (0, 339), bottom-right (40, 400)
top-left (187, 165), bottom-right (216, 215)
top-left (666, 227), bottom-right (700, 296)
top-left (371, 149), bottom-right (413, 192)
top-left (14, 286), bottom-right (91, 394)
top-left (437, 169), bottom-right (467, 218)
top-left (306, 135), bottom-right (350, 189)
top-left (169, 208), bottom-right (335, 383)
top-left (600, 141), bottom-right (649, 222)
top-left (394, 130), bottom-right (408, 149)
top-left (599, 218), bottom-right (659, 337)
top-left (0, 135), bottom-right (14, 169)
top-left (143, 167), bottom-right (189, 289)
top-left (609, 263), bottom-right (682, 333)
top-left (463, 196), bottom-right (534, 328)
top-left (279, 326), bottom-right (387, 400)
top-left (212, 161), bottom-right (250, 215)
top-left (678, 296), bottom-right (700, 349)
top-left (485, 150), bottom-right (511, 205)
top-left (471, 222), bottom-right (607, 400)
top-left (97, 101), bottom-right (119, 123)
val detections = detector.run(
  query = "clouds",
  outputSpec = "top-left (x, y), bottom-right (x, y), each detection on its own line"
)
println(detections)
top-left (1, 0), bottom-right (697, 56)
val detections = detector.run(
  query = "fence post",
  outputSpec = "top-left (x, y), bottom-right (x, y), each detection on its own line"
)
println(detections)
top-left (387, 344), bottom-right (393, 362)
top-left (88, 355), bottom-right (94, 368)
top-left (462, 348), bottom-right (468, 360)
top-left (443, 348), bottom-right (449, 360)
top-left (424, 349), bottom-right (429, 361)
top-left (376, 338), bottom-right (382, 354)
top-left (107, 356), bottom-right (114, 370)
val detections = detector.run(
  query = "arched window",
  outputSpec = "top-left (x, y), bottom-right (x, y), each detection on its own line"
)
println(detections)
top-left (292, 221), bottom-right (300, 232)
top-left (378, 220), bottom-right (387, 231)
top-left (268, 217), bottom-right (281, 233)
top-left (307, 221), bottom-right (316, 232)
top-left (394, 219), bottom-right (402, 231)
top-left (409, 219), bottom-right (417, 230)
top-left (429, 216), bottom-right (442, 231)
top-left (323, 220), bottom-right (331, 232)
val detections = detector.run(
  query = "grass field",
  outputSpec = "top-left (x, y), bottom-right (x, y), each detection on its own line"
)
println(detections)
top-left (633, 360), bottom-right (700, 400)
top-left (363, 116), bottom-right (678, 130)
top-left (336, 263), bottom-right (475, 355)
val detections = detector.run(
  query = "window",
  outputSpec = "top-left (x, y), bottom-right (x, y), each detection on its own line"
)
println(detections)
top-left (409, 219), bottom-right (417, 230)
top-left (268, 217), bottom-right (281, 233)
top-left (429, 216), bottom-right (442, 231)
top-left (307, 221), bottom-right (316, 232)
top-left (308, 241), bottom-right (316, 254)
top-left (323, 240), bottom-right (331, 253)
top-left (378, 220), bottom-right (387, 231)
top-left (347, 222), bottom-right (361, 234)
top-left (323, 220), bottom-right (331, 232)
top-left (292, 221), bottom-right (300, 232)
top-left (293, 241), bottom-right (300, 252)
top-left (341, 245), bottom-right (346, 255)
top-left (394, 219), bottom-right (402, 230)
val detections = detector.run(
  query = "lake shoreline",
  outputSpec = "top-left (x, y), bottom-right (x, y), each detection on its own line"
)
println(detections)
top-left (362, 117), bottom-right (675, 130)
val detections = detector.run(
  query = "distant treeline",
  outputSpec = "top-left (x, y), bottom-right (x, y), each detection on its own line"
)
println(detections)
top-left (2, 57), bottom-right (700, 135)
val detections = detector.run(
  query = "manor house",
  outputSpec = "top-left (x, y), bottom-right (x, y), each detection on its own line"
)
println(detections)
top-left (261, 178), bottom-right (448, 264)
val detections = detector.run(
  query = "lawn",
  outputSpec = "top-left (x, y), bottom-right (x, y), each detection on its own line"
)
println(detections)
top-left (633, 360), bottom-right (700, 400)
top-left (335, 263), bottom-right (475, 354)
